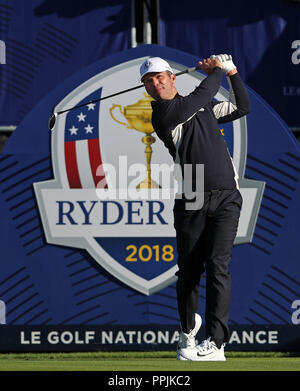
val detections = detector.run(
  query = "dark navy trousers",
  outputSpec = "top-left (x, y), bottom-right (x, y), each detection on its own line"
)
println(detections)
top-left (174, 188), bottom-right (243, 348)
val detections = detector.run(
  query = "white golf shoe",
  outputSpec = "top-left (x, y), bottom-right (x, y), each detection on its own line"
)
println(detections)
top-left (178, 337), bottom-right (226, 361)
top-left (176, 313), bottom-right (202, 360)
top-left (196, 337), bottom-right (226, 361)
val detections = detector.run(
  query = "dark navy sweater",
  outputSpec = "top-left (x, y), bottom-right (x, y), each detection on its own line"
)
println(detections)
top-left (151, 68), bottom-right (250, 191)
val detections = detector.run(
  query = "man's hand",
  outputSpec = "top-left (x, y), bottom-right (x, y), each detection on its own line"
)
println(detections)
top-left (210, 54), bottom-right (237, 76)
top-left (198, 57), bottom-right (223, 75)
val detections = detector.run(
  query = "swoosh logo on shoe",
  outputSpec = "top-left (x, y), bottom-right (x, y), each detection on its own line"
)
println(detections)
top-left (196, 351), bottom-right (215, 357)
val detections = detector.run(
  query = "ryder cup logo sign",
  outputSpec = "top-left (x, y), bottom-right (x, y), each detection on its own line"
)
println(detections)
top-left (34, 56), bottom-right (264, 295)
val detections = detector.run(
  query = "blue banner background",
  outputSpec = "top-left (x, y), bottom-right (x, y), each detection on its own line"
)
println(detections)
top-left (0, 0), bottom-right (300, 351)
top-left (159, 0), bottom-right (300, 127)
top-left (1, 45), bottom-right (300, 351)
top-left (0, 1), bottom-right (299, 127)
top-left (0, 0), bottom-right (131, 125)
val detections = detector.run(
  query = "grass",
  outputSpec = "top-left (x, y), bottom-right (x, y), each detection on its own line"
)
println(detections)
top-left (0, 351), bottom-right (299, 371)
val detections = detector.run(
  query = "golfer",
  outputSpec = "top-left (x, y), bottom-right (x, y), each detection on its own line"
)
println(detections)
top-left (140, 55), bottom-right (250, 361)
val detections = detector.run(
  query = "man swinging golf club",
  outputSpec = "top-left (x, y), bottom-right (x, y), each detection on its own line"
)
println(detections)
top-left (140, 55), bottom-right (250, 361)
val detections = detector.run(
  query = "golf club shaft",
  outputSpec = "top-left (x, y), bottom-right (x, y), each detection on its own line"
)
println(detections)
top-left (55, 65), bottom-right (200, 116)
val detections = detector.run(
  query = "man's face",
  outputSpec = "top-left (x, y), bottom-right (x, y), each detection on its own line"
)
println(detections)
top-left (142, 71), bottom-right (177, 100)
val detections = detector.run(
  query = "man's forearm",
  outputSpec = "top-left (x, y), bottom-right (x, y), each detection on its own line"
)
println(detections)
top-left (228, 72), bottom-right (250, 114)
top-left (192, 67), bottom-right (223, 101)
top-left (165, 67), bottom-right (223, 125)
top-left (227, 69), bottom-right (238, 77)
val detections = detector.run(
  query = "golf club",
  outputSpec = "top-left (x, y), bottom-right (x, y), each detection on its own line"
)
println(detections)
top-left (48, 65), bottom-right (201, 131)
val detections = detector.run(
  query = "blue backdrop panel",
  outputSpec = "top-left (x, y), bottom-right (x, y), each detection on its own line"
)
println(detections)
top-left (0, 0), bottom-right (131, 125)
top-left (0, 45), bottom-right (299, 352)
top-left (160, 0), bottom-right (300, 127)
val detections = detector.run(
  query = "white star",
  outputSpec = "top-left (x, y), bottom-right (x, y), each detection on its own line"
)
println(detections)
top-left (77, 112), bottom-right (86, 122)
top-left (87, 103), bottom-right (96, 111)
top-left (85, 124), bottom-right (94, 134)
top-left (69, 125), bottom-right (78, 135)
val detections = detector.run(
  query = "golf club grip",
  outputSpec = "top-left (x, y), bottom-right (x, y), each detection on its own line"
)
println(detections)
top-left (175, 65), bottom-right (201, 76)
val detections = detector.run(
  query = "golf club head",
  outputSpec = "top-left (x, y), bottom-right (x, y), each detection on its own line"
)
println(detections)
top-left (48, 112), bottom-right (57, 131)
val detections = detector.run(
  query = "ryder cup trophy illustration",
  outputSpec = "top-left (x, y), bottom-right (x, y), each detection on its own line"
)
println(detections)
top-left (110, 93), bottom-right (160, 188)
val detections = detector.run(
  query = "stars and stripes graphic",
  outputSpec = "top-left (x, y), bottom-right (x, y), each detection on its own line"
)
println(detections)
top-left (64, 88), bottom-right (107, 188)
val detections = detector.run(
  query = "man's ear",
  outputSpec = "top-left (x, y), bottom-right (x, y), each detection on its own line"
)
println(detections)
top-left (171, 74), bottom-right (176, 83)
